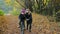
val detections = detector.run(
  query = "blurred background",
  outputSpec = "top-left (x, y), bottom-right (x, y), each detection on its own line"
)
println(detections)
top-left (0, 0), bottom-right (60, 15)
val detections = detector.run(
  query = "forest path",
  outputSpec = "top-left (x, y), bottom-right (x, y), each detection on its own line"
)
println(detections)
top-left (1, 13), bottom-right (60, 34)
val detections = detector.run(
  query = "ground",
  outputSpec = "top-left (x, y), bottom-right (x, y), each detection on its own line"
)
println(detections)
top-left (0, 13), bottom-right (60, 34)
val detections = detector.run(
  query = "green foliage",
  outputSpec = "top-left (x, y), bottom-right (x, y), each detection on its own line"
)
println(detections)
top-left (0, 10), bottom-right (4, 16)
top-left (10, 11), bottom-right (20, 15)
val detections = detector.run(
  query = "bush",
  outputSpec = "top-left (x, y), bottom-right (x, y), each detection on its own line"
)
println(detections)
top-left (0, 10), bottom-right (4, 16)
top-left (10, 11), bottom-right (20, 16)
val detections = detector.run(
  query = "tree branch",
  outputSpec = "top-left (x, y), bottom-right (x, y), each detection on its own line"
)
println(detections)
top-left (15, 0), bottom-right (26, 8)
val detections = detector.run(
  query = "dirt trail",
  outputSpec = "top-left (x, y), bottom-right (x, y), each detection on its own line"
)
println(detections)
top-left (1, 13), bottom-right (60, 34)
